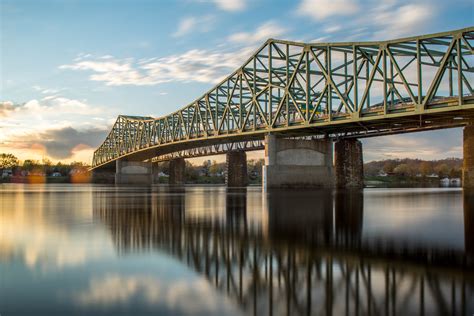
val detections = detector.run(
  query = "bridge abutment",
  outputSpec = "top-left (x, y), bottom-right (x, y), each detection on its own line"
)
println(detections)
top-left (169, 158), bottom-right (186, 185)
top-left (463, 124), bottom-right (474, 188)
top-left (262, 135), bottom-right (334, 189)
top-left (115, 160), bottom-right (153, 185)
top-left (226, 151), bottom-right (248, 187)
top-left (335, 139), bottom-right (364, 188)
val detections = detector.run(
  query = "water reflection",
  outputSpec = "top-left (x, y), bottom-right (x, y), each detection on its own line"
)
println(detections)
top-left (92, 187), bottom-right (474, 316)
top-left (465, 190), bottom-right (474, 255)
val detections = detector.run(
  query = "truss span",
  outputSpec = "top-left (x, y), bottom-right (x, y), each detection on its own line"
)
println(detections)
top-left (92, 27), bottom-right (474, 169)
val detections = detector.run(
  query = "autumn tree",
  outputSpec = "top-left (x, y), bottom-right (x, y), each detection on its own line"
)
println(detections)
top-left (209, 160), bottom-right (223, 175)
top-left (201, 160), bottom-right (211, 176)
top-left (22, 160), bottom-right (40, 172)
top-left (435, 163), bottom-right (450, 177)
top-left (393, 163), bottom-right (410, 176)
top-left (383, 160), bottom-right (397, 173)
top-left (0, 153), bottom-right (19, 169)
top-left (419, 161), bottom-right (432, 176)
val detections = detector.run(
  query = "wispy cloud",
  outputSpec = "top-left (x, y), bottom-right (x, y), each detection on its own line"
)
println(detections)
top-left (59, 46), bottom-right (256, 86)
top-left (228, 21), bottom-right (288, 44)
top-left (296, 0), bottom-right (438, 41)
top-left (172, 15), bottom-right (215, 37)
top-left (32, 85), bottom-right (61, 94)
top-left (369, 3), bottom-right (436, 39)
top-left (211, 0), bottom-right (246, 12)
top-left (59, 20), bottom-right (288, 86)
top-left (296, 0), bottom-right (359, 20)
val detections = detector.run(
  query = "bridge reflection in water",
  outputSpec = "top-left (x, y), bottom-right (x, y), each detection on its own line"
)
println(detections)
top-left (93, 188), bottom-right (473, 316)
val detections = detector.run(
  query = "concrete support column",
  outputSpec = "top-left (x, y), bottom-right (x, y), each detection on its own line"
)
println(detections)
top-left (115, 160), bottom-right (153, 185)
top-left (226, 151), bottom-right (248, 187)
top-left (263, 135), bottom-right (334, 189)
top-left (463, 124), bottom-right (474, 188)
top-left (169, 158), bottom-right (185, 185)
top-left (335, 139), bottom-right (364, 188)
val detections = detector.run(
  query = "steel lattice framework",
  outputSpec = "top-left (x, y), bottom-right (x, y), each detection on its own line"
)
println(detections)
top-left (92, 27), bottom-right (474, 169)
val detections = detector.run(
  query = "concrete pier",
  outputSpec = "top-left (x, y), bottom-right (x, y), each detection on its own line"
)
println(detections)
top-left (226, 151), bottom-right (248, 187)
top-left (262, 135), bottom-right (334, 189)
top-left (115, 160), bottom-right (153, 185)
top-left (169, 158), bottom-right (185, 185)
top-left (463, 124), bottom-right (474, 188)
top-left (335, 139), bottom-right (364, 188)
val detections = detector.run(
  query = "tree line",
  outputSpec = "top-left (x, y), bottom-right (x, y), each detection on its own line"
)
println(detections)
top-left (0, 153), bottom-right (89, 176)
top-left (2, 152), bottom-right (463, 181)
top-left (364, 158), bottom-right (463, 178)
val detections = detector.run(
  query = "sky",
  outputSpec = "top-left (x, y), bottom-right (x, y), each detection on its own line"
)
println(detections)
top-left (1, 0), bottom-right (473, 164)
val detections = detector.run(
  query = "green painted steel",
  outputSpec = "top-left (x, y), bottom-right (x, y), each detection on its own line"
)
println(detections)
top-left (92, 28), bottom-right (474, 169)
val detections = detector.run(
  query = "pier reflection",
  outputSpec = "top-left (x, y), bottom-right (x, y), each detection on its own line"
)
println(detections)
top-left (93, 188), bottom-right (474, 316)
top-left (465, 190), bottom-right (474, 255)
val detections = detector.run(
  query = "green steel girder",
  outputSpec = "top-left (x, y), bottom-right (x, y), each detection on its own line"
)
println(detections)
top-left (151, 139), bottom-right (264, 162)
top-left (92, 27), bottom-right (474, 169)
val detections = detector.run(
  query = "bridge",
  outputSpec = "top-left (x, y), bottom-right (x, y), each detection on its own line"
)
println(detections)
top-left (91, 27), bottom-right (474, 188)
top-left (93, 188), bottom-right (474, 316)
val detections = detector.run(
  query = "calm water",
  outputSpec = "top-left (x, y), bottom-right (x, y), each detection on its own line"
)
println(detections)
top-left (0, 184), bottom-right (473, 316)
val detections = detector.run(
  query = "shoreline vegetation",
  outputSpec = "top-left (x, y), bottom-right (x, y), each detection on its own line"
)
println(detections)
top-left (0, 153), bottom-right (463, 187)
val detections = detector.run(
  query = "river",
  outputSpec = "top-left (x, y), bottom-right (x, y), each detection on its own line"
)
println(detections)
top-left (0, 184), bottom-right (473, 315)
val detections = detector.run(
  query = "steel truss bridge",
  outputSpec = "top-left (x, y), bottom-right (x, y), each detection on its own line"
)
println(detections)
top-left (92, 27), bottom-right (474, 168)
top-left (93, 188), bottom-right (474, 316)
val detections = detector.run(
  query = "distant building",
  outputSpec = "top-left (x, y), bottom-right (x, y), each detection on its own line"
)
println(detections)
top-left (378, 170), bottom-right (388, 177)
top-left (1, 169), bottom-right (12, 178)
top-left (440, 177), bottom-right (450, 186)
top-left (450, 178), bottom-right (461, 186)
top-left (440, 177), bottom-right (462, 187)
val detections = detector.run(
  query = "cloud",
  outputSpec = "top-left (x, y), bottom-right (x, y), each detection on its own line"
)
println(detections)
top-left (370, 3), bottom-right (436, 39)
top-left (296, 1), bottom-right (437, 41)
top-left (296, 0), bottom-right (359, 20)
top-left (212, 0), bottom-right (246, 11)
top-left (75, 275), bottom-right (141, 306)
top-left (60, 60), bottom-right (134, 73)
top-left (60, 46), bottom-right (255, 86)
top-left (74, 274), bottom-right (240, 315)
top-left (38, 127), bottom-right (107, 159)
top-left (9, 126), bottom-right (107, 160)
top-left (362, 128), bottom-right (463, 161)
top-left (32, 85), bottom-right (62, 94)
top-left (0, 96), bottom-right (113, 162)
top-left (173, 16), bottom-right (214, 37)
top-left (174, 17), bottom-right (197, 37)
top-left (59, 21), bottom-right (287, 86)
top-left (324, 25), bottom-right (342, 33)
top-left (228, 21), bottom-right (288, 44)
top-left (0, 101), bottom-right (15, 117)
